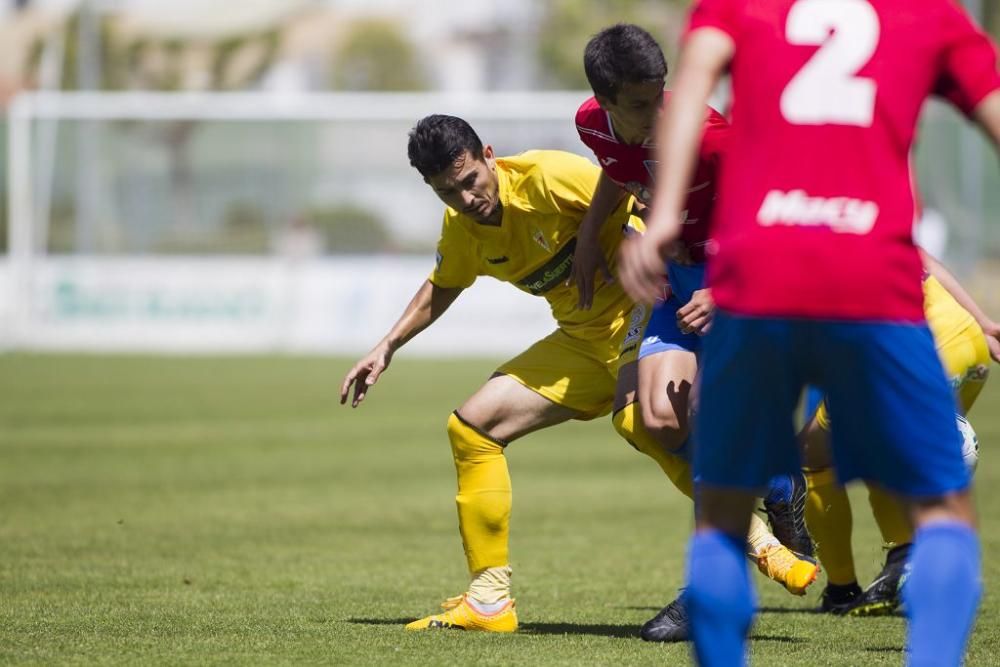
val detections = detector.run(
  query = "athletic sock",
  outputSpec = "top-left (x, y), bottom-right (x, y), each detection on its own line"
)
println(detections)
top-left (746, 513), bottom-right (781, 557)
top-left (764, 473), bottom-right (794, 506)
top-left (867, 484), bottom-right (913, 546)
top-left (904, 521), bottom-right (981, 667)
top-left (804, 468), bottom-right (857, 585)
top-left (467, 566), bottom-right (512, 606)
top-left (448, 411), bottom-right (512, 574)
top-left (687, 530), bottom-right (755, 667)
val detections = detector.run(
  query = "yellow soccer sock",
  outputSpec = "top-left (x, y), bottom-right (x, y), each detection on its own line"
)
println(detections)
top-left (804, 468), bottom-right (857, 586)
top-left (613, 403), bottom-right (694, 499)
top-left (747, 513), bottom-right (782, 557)
top-left (867, 483), bottom-right (913, 547)
top-left (448, 411), bottom-right (512, 575)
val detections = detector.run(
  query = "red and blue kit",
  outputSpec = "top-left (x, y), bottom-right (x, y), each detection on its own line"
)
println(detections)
top-left (685, 0), bottom-right (1000, 497)
top-left (575, 94), bottom-right (729, 267)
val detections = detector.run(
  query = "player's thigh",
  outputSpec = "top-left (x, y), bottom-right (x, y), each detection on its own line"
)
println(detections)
top-left (611, 301), bottom-right (652, 412)
top-left (637, 349), bottom-right (698, 429)
top-left (632, 295), bottom-right (700, 416)
top-left (820, 322), bottom-right (968, 497)
top-left (477, 330), bottom-right (615, 439)
top-left (695, 311), bottom-right (803, 490)
top-left (458, 374), bottom-right (581, 443)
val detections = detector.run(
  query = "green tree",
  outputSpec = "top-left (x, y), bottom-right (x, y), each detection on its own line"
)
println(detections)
top-left (331, 19), bottom-right (428, 91)
top-left (536, 0), bottom-right (684, 89)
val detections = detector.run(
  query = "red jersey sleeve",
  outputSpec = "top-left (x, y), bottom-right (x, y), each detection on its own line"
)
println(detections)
top-left (699, 107), bottom-right (730, 171)
top-left (575, 98), bottom-right (603, 154)
top-left (686, 0), bottom-right (741, 42)
top-left (933, 3), bottom-right (1000, 116)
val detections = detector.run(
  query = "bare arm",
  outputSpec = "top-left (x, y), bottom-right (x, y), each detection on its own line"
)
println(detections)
top-left (568, 170), bottom-right (626, 309)
top-left (921, 249), bottom-right (1000, 363)
top-left (973, 89), bottom-right (1000, 151)
top-left (618, 28), bottom-right (734, 304)
top-left (340, 279), bottom-right (464, 407)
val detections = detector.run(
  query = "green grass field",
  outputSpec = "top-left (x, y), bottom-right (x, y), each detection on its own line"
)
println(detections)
top-left (1, 354), bottom-right (998, 665)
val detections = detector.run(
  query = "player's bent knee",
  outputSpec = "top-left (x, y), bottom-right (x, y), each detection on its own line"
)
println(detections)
top-left (448, 411), bottom-right (507, 461)
top-left (638, 398), bottom-right (687, 443)
top-left (613, 403), bottom-right (694, 498)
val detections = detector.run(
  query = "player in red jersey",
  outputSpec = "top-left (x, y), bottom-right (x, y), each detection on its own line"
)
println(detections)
top-left (572, 23), bottom-right (816, 643)
top-left (619, 1), bottom-right (1000, 664)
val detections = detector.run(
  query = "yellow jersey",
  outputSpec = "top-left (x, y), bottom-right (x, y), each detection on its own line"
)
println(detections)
top-left (923, 274), bottom-right (978, 350)
top-left (429, 150), bottom-right (638, 340)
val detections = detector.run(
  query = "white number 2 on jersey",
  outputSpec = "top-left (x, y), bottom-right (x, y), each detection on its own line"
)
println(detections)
top-left (780, 0), bottom-right (880, 126)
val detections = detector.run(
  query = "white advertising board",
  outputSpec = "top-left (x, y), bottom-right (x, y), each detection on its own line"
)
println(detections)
top-left (0, 256), bottom-right (555, 355)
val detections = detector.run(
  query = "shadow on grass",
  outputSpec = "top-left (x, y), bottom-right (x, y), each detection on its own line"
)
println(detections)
top-left (345, 618), bottom-right (638, 638)
top-left (756, 606), bottom-right (828, 615)
top-left (749, 634), bottom-right (806, 644)
top-left (620, 606), bottom-right (826, 616)
top-left (346, 618), bottom-right (414, 626)
top-left (520, 622), bottom-right (637, 638)
top-left (346, 618), bottom-right (805, 644)
top-left (863, 646), bottom-right (903, 654)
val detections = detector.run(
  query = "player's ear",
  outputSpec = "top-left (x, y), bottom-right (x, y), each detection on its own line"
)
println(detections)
top-left (482, 144), bottom-right (496, 169)
top-left (594, 94), bottom-right (614, 110)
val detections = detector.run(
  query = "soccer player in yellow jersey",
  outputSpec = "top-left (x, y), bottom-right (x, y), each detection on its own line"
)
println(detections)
top-left (339, 114), bottom-right (810, 635)
top-left (803, 252), bottom-right (998, 616)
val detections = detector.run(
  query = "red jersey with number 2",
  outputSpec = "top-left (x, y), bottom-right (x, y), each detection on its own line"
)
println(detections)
top-left (687, 0), bottom-right (1000, 320)
top-left (575, 94), bottom-right (729, 264)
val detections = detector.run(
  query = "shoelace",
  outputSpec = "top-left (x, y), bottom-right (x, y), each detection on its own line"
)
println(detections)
top-left (759, 545), bottom-right (798, 575)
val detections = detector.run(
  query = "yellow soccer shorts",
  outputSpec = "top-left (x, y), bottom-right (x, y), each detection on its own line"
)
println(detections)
top-left (497, 302), bottom-right (649, 420)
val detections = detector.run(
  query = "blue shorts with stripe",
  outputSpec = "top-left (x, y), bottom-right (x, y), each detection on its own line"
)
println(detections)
top-left (694, 311), bottom-right (969, 497)
top-left (639, 262), bottom-right (706, 359)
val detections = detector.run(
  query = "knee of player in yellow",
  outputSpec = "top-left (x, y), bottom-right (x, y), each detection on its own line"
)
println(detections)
top-left (447, 412), bottom-right (512, 574)
top-left (613, 403), bottom-right (694, 499)
top-left (804, 467), bottom-right (857, 586)
top-left (866, 483), bottom-right (913, 547)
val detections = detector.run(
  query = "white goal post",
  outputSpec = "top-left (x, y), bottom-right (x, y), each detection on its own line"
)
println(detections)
top-left (4, 90), bottom-right (592, 353)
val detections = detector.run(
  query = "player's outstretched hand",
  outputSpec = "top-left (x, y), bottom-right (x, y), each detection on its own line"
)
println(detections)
top-left (618, 233), bottom-right (668, 305)
top-left (340, 344), bottom-right (394, 408)
top-left (983, 320), bottom-right (1000, 364)
top-left (567, 235), bottom-right (613, 310)
top-left (678, 288), bottom-right (715, 335)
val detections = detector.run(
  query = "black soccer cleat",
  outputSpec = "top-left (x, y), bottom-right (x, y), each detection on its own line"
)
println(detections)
top-left (764, 472), bottom-right (815, 558)
top-left (640, 593), bottom-right (689, 642)
top-left (849, 543), bottom-right (912, 617)
top-left (820, 581), bottom-right (863, 615)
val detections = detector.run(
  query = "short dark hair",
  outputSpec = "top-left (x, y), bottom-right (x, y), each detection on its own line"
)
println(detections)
top-left (407, 114), bottom-right (485, 178)
top-left (584, 23), bottom-right (668, 102)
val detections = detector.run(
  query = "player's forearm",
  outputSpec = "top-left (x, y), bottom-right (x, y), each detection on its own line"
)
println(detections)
top-left (381, 280), bottom-right (463, 352)
top-left (921, 250), bottom-right (997, 330)
top-left (647, 29), bottom-right (732, 253)
top-left (578, 171), bottom-right (626, 242)
top-left (973, 90), bottom-right (1000, 152)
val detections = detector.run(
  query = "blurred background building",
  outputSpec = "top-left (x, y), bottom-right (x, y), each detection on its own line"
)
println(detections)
top-left (0, 0), bottom-right (997, 354)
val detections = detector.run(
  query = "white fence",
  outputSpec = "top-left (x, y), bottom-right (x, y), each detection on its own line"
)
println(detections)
top-left (4, 90), bottom-right (997, 354)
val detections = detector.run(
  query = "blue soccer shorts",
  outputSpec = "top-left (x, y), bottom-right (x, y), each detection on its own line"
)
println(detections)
top-left (638, 262), bottom-right (706, 359)
top-left (694, 311), bottom-right (968, 497)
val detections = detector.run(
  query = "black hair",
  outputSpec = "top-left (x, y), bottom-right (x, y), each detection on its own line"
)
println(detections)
top-left (583, 23), bottom-right (668, 102)
top-left (407, 114), bottom-right (485, 178)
